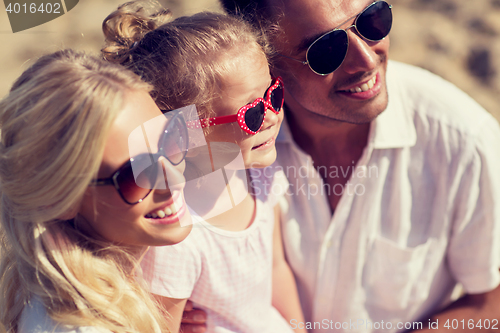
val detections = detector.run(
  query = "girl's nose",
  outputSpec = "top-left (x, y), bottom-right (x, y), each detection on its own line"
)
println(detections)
top-left (260, 105), bottom-right (280, 132)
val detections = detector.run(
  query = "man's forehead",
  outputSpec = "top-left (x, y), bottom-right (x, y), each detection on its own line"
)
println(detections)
top-left (269, 0), bottom-right (373, 52)
top-left (267, 0), bottom-right (367, 17)
top-left (271, 0), bottom-right (346, 11)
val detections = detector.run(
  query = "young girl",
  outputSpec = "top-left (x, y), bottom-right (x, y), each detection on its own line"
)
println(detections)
top-left (0, 50), bottom-right (192, 333)
top-left (102, 2), bottom-right (306, 332)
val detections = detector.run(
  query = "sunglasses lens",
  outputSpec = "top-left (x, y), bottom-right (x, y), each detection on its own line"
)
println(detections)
top-left (161, 115), bottom-right (188, 165)
top-left (116, 159), bottom-right (157, 204)
top-left (356, 1), bottom-right (392, 41)
top-left (244, 102), bottom-right (266, 133)
top-left (307, 30), bottom-right (348, 75)
top-left (269, 82), bottom-right (284, 113)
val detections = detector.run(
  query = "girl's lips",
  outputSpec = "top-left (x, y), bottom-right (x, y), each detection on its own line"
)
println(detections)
top-left (252, 137), bottom-right (276, 150)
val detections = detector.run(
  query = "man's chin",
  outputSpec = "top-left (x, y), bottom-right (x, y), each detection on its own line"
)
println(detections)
top-left (339, 107), bottom-right (386, 124)
top-left (313, 101), bottom-right (388, 125)
top-left (336, 90), bottom-right (389, 124)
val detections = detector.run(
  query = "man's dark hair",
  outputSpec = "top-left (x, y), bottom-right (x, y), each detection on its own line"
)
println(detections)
top-left (219, 0), bottom-right (270, 26)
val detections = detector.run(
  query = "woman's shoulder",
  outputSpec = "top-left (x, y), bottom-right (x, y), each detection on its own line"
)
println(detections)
top-left (19, 297), bottom-right (110, 333)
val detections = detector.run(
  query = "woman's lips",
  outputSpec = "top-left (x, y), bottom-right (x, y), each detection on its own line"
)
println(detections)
top-left (145, 193), bottom-right (186, 225)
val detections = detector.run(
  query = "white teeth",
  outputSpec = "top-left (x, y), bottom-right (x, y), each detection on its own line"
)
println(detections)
top-left (146, 194), bottom-right (185, 219)
top-left (349, 76), bottom-right (376, 93)
top-left (367, 77), bottom-right (375, 89)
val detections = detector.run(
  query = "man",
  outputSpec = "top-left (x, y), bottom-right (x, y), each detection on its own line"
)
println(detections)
top-left (182, 1), bottom-right (500, 332)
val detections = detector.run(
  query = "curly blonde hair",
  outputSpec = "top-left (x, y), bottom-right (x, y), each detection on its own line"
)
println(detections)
top-left (0, 50), bottom-right (168, 333)
top-left (102, 0), bottom-right (274, 119)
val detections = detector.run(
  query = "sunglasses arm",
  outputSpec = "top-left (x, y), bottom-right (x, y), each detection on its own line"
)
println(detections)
top-left (89, 178), bottom-right (114, 186)
top-left (278, 54), bottom-right (309, 65)
top-left (187, 114), bottom-right (238, 129)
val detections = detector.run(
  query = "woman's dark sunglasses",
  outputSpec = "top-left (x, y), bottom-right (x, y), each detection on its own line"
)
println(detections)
top-left (188, 77), bottom-right (284, 134)
top-left (281, 1), bottom-right (392, 76)
top-left (90, 112), bottom-right (189, 205)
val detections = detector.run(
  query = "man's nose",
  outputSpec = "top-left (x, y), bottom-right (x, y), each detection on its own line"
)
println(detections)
top-left (340, 28), bottom-right (379, 74)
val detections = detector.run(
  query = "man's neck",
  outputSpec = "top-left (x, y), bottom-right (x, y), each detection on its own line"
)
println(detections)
top-left (286, 107), bottom-right (371, 162)
top-left (285, 107), bottom-right (371, 211)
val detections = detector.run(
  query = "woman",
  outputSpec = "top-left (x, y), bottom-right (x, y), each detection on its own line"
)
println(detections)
top-left (0, 49), bottom-right (192, 333)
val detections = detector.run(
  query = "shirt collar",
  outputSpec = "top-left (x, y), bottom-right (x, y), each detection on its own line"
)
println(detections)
top-left (369, 60), bottom-right (417, 149)
top-left (277, 60), bottom-right (417, 150)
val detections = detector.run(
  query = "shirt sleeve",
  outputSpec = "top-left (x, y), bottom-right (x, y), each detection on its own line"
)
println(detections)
top-left (140, 234), bottom-right (201, 299)
top-left (448, 115), bottom-right (500, 294)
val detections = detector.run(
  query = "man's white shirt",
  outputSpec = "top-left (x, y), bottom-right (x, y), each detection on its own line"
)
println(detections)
top-left (275, 61), bottom-right (500, 332)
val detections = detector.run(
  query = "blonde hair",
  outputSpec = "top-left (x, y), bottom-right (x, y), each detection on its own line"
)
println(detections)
top-left (0, 50), bottom-right (168, 333)
top-left (102, 0), bottom-right (274, 118)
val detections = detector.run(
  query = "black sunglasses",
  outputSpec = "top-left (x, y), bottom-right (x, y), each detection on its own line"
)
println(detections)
top-left (90, 112), bottom-right (189, 205)
top-left (281, 1), bottom-right (392, 76)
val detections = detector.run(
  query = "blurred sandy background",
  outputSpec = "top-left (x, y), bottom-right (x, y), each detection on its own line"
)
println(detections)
top-left (1, 0), bottom-right (499, 122)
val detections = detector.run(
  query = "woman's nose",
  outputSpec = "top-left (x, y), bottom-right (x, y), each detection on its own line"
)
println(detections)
top-left (153, 158), bottom-right (186, 193)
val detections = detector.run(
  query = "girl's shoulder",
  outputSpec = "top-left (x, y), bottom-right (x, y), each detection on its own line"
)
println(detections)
top-left (19, 297), bottom-right (110, 333)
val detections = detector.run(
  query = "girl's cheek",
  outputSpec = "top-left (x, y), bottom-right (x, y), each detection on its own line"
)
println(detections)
top-left (237, 137), bottom-right (254, 153)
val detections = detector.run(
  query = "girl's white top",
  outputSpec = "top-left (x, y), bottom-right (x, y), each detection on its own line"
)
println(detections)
top-left (141, 168), bottom-right (293, 332)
